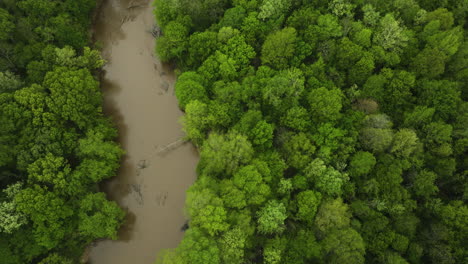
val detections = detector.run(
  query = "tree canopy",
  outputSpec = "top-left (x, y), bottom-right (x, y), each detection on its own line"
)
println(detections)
top-left (0, 1), bottom-right (124, 262)
top-left (155, 0), bottom-right (468, 263)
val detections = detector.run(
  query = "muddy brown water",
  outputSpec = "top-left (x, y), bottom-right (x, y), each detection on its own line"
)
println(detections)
top-left (88, 0), bottom-right (198, 263)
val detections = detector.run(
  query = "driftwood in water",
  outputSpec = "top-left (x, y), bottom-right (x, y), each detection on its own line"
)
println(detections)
top-left (136, 160), bottom-right (148, 176)
top-left (154, 139), bottom-right (186, 156)
top-left (151, 24), bottom-right (161, 38)
top-left (145, 25), bottom-right (161, 38)
top-left (137, 159), bottom-right (147, 169)
top-left (155, 191), bottom-right (168, 206)
top-left (120, 15), bottom-right (132, 26)
top-left (181, 221), bottom-right (189, 232)
top-left (127, 0), bottom-right (148, 9)
top-left (130, 183), bottom-right (144, 205)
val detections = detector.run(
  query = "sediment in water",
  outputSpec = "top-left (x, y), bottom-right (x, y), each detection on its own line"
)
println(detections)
top-left (86, 0), bottom-right (198, 263)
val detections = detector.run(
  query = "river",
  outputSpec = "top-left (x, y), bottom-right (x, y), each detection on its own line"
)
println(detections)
top-left (87, 0), bottom-right (198, 263)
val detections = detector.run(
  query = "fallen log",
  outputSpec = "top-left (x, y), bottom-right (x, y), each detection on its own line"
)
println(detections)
top-left (127, 0), bottom-right (148, 9)
top-left (154, 139), bottom-right (186, 156)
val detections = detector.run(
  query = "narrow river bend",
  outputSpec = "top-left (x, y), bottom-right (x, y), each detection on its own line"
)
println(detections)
top-left (88, 0), bottom-right (198, 263)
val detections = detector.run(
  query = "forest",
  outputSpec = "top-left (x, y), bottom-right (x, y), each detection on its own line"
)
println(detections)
top-left (0, 0), bottom-right (467, 263)
top-left (0, 0), bottom-right (124, 263)
top-left (154, 0), bottom-right (468, 263)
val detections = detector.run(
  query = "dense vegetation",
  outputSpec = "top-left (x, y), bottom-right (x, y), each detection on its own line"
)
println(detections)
top-left (154, 0), bottom-right (468, 263)
top-left (0, 0), bottom-right (124, 263)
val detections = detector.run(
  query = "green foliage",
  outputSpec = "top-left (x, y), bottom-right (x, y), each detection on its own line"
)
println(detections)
top-left (360, 127), bottom-right (394, 153)
top-left (156, 21), bottom-right (189, 62)
top-left (0, 183), bottom-right (27, 234)
top-left (261, 28), bottom-right (297, 69)
top-left (27, 153), bottom-right (70, 193)
top-left (75, 126), bottom-right (123, 183)
top-left (411, 170), bottom-right (438, 198)
top-left (199, 132), bottom-right (253, 175)
top-left (390, 129), bottom-right (419, 157)
top-left (392, 233), bottom-right (410, 253)
top-left (349, 151), bottom-right (376, 177)
top-left (257, 200), bottom-right (287, 234)
top-left (427, 26), bottom-right (463, 57)
top-left (181, 0), bottom-right (229, 30)
top-left (154, 0), bottom-right (468, 263)
top-left (159, 227), bottom-right (220, 264)
top-left (281, 132), bottom-right (316, 169)
top-left (329, 0), bottom-right (355, 18)
top-left (373, 14), bottom-right (409, 52)
top-left (283, 229), bottom-right (321, 263)
top-left (38, 253), bottom-right (72, 264)
top-left (418, 80), bottom-right (461, 120)
top-left (262, 68), bottom-right (305, 111)
top-left (321, 228), bottom-right (365, 264)
top-left (232, 165), bottom-right (271, 206)
top-left (181, 100), bottom-right (213, 144)
top-left (0, 72), bottom-right (23, 92)
top-left (78, 192), bottom-right (124, 240)
top-left (308, 87), bottom-right (343, 123)
top-left (0, 8), bottom-right (14, 41)
top-left (175, 71), bottom-right (208, 110)
top-left (0, 1), bottom-right (124, 262)
top-left (44, 67), bottom-right (101, 128)
top-left (219, 7), bottom-right (246, 28)
top-left (188, 31), bottom-right (218, 68)
top-left (219, 227), bottom-right (246, 264)
top-left (187, 187), bottom-right (229, 236)
top-left (296, 190), bottom-right (322, 223)
top-left (280, 106), bottom-right (311, 132)
top-left (304, 158), bottom-right (349, 196)
top-left (313, 14), bottom-right (343, 41)
top-left (235, 110), bottom-right (274, 149)
top-left (220, 34), bottom-right (256, 74)
top-left (315, 198), bottom-right (351, 236)
top-left (258, 0), bottom-right (291, 21)
top-left (15, 185), bottom-right (73, 249)
top-left (411, 47), bottom-right (447, 78)
top-left (314, 166), bottom-right (349, 196)
top-left (362, 4), bottom-right (380, 26)
top-left (263, 237), bottom-right (287, 264)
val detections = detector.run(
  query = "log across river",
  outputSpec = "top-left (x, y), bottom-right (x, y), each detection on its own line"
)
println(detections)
top-left (88, 0), bottom-right (198, 263)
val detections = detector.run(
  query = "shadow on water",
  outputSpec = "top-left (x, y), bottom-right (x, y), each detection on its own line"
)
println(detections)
top-left (100, 76), bottom-right (127, 141)
top-left (116, 209), bottom-right (136, 242)
top-left (99, 76), bottom-right (133, 203)
top-left (93, 0), bottom-right (150, 48)
top-left (99, 158), bottom-right (135, 202)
